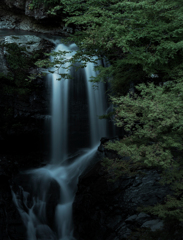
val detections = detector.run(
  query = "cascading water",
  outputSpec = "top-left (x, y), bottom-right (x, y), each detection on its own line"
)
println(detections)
top-left (102, 57), bottom-right (119, 137)
top-left (12, 41), bottom-right (109, 240)
top-left (84, 58), bottom-right (107, 147)
top-left (51, 43), bottom-right (74, 163)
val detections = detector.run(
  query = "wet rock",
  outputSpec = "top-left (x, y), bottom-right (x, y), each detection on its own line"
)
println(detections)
top-left (4, 35), bottom-right (43, 52)
top-left (0, 35), bottom-right (55, 154)
top-left (3, 0), bottom-right (47, 20)
top-left (25, 0), bottom-right (48, 20)
top-left (68, 66), bottom-right (90, 153)
top-left (141, 219), bottom-right (164, 232)
top-left (0, 45), bottom-right (8, 74)
top-left (73, 138), bottom-right (176, 240)
top-left (0, 155), bottom-right (27, 240)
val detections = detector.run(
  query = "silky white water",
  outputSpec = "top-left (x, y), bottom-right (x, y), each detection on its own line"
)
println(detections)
top-left (12, 42), bottom-right (108, 240)
top-left (51, 44), bottom-right (71, 163)
top-left (84, 57), bottom-right (107, 147)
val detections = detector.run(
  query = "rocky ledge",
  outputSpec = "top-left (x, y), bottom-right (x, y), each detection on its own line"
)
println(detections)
top-left (73, 137), bottom-right (183, 240)
top-left (0, 0), bottom-right (74, 36)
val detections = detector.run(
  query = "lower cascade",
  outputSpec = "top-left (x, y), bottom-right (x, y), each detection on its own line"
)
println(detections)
top-left (12, 42), bottom-right (109, 240)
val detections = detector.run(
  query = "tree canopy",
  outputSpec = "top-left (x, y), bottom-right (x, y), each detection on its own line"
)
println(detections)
top-left (34, 0), bottom-right (183, 92)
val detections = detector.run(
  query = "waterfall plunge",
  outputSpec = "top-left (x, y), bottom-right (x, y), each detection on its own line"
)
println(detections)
top-left (12, 42), bottom-right (108, 240)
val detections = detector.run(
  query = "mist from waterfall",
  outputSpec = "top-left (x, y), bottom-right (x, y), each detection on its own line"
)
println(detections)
top-left (12, 42), bottom-right (108, 240)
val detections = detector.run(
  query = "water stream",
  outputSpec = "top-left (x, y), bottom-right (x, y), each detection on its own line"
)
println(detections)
top-left (12, 42), bottom-right (108, 240)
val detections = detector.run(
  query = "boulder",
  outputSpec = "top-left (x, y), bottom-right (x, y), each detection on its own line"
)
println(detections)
top-left (4, 35), bottom-right (44, 52)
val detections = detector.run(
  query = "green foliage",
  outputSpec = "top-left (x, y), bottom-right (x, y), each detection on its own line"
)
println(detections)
top-left (99, 111), bottom-right (116, 120)
top-left (39, 0), bottom-right (183, 95)
top-left (1, 42), bottom-right (42, 96)
top-left (105, 80), bottom-right (183, 170)
top-left (102, 80), bottom-right (183, 236)
top-left (127, 217), bottom-right (183, 240)
top-left (0, 42), bottom-right (44, 133)
top-left (29, 0), bottom-right (60, 9)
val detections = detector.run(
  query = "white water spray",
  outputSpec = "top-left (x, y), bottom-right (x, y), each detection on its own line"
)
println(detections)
top-left (12, 42), bottom-right (108, 240)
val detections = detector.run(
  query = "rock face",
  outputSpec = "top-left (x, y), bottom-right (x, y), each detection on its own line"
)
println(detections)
top-left (73, 138), bottom-right (180, 240)
top-left (3, 0), bottom-right (48, 20)
top-left (4, 0), bottom-right (26, 10)
top-left (68, 66), bottom-right (90, 153)
top-left (0, 34), bottom-right (55, 240)
top-left (0, 35), bottom-right (55, 154)
top-left (0, 151), bottom-right (48, 240)
top-left (4, 35), bottom-right (44, 51)
top-left (0, 156), bottom-right (26, 240)
top-left (0, 0), bottom-right (74, 36)
top-left (0, 45), bottom-right (8, 75)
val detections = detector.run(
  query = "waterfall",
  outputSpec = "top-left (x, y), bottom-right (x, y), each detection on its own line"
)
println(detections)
top-left (84, 57), bottom-right (107, 147)
top-left (12, 42), bottom-right (108, 240)
top-left (102, 57), bottom-right (120, 137)
top-left (51, 44), bottom-right (71, 163)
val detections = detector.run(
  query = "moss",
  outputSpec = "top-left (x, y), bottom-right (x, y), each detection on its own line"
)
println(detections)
top-left (29, 0), bottom-right (60, 9)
